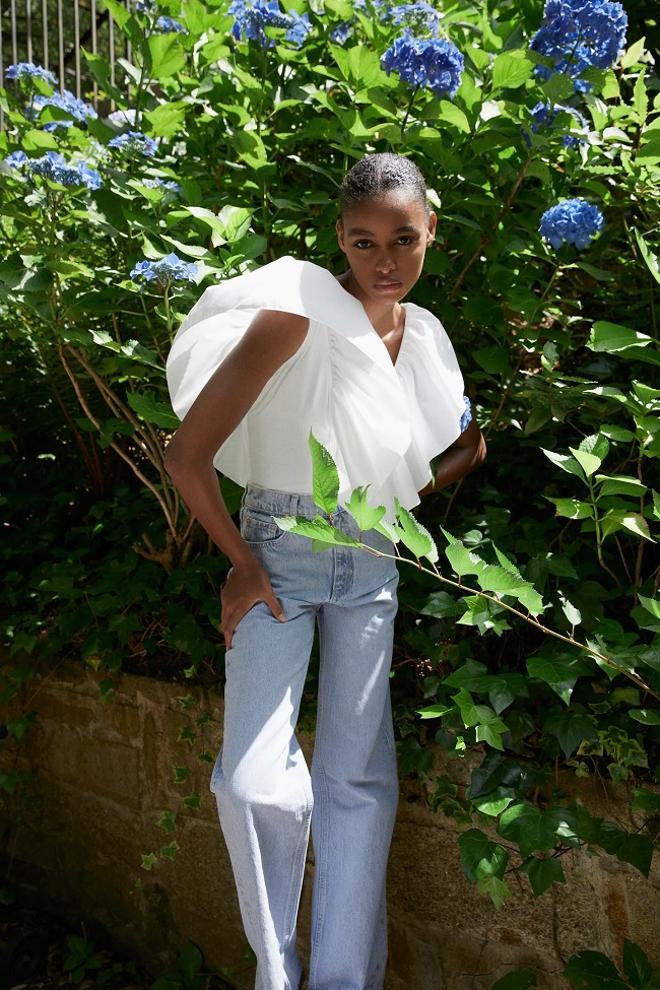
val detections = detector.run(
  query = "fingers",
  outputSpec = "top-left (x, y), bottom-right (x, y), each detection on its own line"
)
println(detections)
top-left (266, 591), bottom-right (286, 621)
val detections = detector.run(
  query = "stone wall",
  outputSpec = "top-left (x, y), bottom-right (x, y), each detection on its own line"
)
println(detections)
top-left (1, 657), bottom-right (658, 989)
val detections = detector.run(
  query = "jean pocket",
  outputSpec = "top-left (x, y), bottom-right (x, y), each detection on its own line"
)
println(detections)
top-left (240, 506), bottom-right (289, 548)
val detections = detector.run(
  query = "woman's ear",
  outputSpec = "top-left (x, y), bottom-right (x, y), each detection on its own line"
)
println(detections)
top-left (336, 218), bottom-right (346, 252)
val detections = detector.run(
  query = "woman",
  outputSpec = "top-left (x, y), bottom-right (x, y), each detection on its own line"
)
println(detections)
top-left (164, 152), bottom-right (486, 990)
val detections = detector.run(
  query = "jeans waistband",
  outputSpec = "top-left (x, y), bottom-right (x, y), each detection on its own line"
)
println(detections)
top-left (241, 482), bottom-right (348, 522)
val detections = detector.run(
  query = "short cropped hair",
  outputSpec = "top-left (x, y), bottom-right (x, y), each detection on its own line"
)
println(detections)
top-left (338, 153), bottom-right (430, 222)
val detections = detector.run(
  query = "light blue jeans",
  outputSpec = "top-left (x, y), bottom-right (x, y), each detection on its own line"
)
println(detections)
top-left (209, 483), bottom-right (401, 990)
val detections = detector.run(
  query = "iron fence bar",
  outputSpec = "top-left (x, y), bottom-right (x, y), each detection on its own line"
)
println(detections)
top-left (125, 0), bottom-right (131, 72)
top-left (0, 0), bottom-right (4, 132)
top-left (41, 0), bottom-right (48, 70)
top-left (24, 0), bottom-right (31, 63)
top-left (73, 0), bottom-right (80, 98)
top-left (56, 0), bottom-right (64, 91)
top-left (10, 0), bottom-right (18, 66)
top-left (91, 0), bottom-right (98, 105)
top-left (0, 0), bottom-right (134, 129)
top-left (108, 0), bottom-right (115, 112)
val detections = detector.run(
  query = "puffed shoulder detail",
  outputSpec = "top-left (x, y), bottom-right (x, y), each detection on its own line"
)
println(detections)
top-left (165, 255), bottom-right (467, 520)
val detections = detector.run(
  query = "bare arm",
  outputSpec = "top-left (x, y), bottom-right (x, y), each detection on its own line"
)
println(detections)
top-left (164, 308), bottom-right (310, 566)
top-left (417, 415), bottom-right (487, 499)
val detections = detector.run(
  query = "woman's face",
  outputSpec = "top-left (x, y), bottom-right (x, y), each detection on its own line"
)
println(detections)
top-left (336, 191), bottom-right (436, 302)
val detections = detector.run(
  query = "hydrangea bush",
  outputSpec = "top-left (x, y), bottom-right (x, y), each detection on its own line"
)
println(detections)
top-left (1, 0), bottom-right (659, 960)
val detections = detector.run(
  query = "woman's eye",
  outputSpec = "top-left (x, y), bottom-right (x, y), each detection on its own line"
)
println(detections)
top-left (353, 236), bottom-right (414, 249)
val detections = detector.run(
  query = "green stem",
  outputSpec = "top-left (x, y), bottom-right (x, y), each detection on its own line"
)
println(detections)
top-left (400, 83), bottom-right (420, 141)
top-left (312, 532), bottom-right (660, 702)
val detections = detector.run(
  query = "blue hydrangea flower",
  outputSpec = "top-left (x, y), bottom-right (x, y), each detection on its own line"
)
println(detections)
top-left (385, 2), bottom-right (442, 37)
top-left (142, 177), bottom-right (182, 192)
top-left (27, 88), bottom-right (98, 124)
top-left (25, 150), bottom-right (102, 189)
top-left (381, 30), bottom-right (464, 98)
top-left (136, 0), bottom-right (157, 11)
top-left (130, 252), bottom-right (198, 285)
top-left (3, 149), bottom-right (29, 169)
top-left (154, 15), bottom-right (188, 33)
top-left (523, 100), bottom-right (589, 148)
top-left (107, 108), bottom-right (138, 127)
top-left (108, 130), bottom-right (158, 157)
top-left (285, 10), bottom-right (312, 46)
top-left (5, 61), bottom-right (58, 85)
top-left (228, 0), bottom-right (301, 49)
top-left (459, 394), bottom-right (472, 432)
top-left (330, 20), bottom-right (354, 43)
top-left (539, 198), bottom-right (604, 249)
top-left (530, 0), bottom-right (628, 93)
top-left (353, 0), bottom-right (389, 13)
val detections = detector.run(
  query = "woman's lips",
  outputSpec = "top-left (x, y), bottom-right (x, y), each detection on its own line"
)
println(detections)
top-left (374, 280), bottom-right (401, 288)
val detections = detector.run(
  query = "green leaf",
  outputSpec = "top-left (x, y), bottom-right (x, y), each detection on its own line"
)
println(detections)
top-left (628, 708), bottom-right (660, 725)
top-left (564, 951), bottom-right (627, 990)
top-left (273, 514), bottom-right (361, 547)
top-left (616, 834), bottom-right (653, 877)
top-left (308, 431), bottom-right (339, 514)
top-left (126, 391), bottom-right (180, 429)
top-left (97, 0), bottom-right (131, 30)
top-left (437, 100), bottom-right (471, 133)
top-left (521, 856), bottom-right (566, 896)
top-left (569, 446), bottom-right (602, 477)
top-left (620, 36), bottom-right (647, 70)
top-left (622, 938), bottom-right (654, 989)
top-left (468, 752), bottom-right (523, 799)
top-left (631, 788), bottom-right (660, 813)
top-left (394, 497), bottom-right (439, 562)
top-left (472, 792), bottom-right (515, 816)
top-left (546, 497), bottom-right (594, 519)
top-left (559, 593), bottom-right (582, 628)
top-left (587, 321), bottom-right (654, 353)
top-left (331, 44), bottom-right (384, 89)
top-left (147, 34), bottom-right (187, 79)
top-left (595, 474), bottom-right (648, 497)
top-left (540, 448), bottom-right (586, 479)
top-left (144, 100), bottom-right (187, 138)
top-left (119, 339), bottom-right (163, 370)
top-left (637, 139), bottom-right (660, 164)
top-left (491, 51), bottom-right (535, 90)
top-left (458, 828), bottom-right (508, 882)
top-left (440, 529), bottom-right (485, 577)
top-left (443, 658), bottom-right (495, 693)
top-left (601, 510), bottom-right (655, 543)
top-left (527, 654), bottom-right (590, 705)
top-left (344, 485), bottom-right (387, 533)
top-left (477, 873), bottom-right (511, 908)
top-left (638, 594), bottom-right (660, 620)
top-left (497, 802), bottom-right (557, 857)
top-left (633, 228), bottom-right (660, 285)
top-left (416, 703), bottom-right (455, 720)
top-left (543, 708), bottom-right (598, 758)
top-left (453, 689), bottom-right (508, 750)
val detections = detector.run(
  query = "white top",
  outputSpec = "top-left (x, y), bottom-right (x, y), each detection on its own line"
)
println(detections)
top-left (166, 255), bottom-right (470, 525)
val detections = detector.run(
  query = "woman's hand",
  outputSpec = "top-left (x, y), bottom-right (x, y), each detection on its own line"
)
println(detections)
top-left (220, 557), bottom-right (287, 649)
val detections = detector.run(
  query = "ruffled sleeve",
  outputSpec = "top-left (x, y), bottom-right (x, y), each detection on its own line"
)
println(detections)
top-left (358, 301), bottom-right (469, 517)
top-left (165, 255), bottom-right (468, 517)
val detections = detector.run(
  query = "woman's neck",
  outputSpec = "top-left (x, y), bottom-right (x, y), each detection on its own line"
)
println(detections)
top-left (335, 269), bottom-right (404, 336)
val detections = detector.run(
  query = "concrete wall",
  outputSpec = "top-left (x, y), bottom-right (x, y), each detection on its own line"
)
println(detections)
top-left (1, 657), bottom-right (658, 989)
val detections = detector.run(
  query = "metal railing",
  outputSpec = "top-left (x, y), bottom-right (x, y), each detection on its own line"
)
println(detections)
top-left (0, 0), bottom-right (132, 130)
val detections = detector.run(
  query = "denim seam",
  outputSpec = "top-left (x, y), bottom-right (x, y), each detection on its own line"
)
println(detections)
top-left (281, 798), bottom-right (313, 944)
top-left (309, 763), bottom-right (330, 985)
